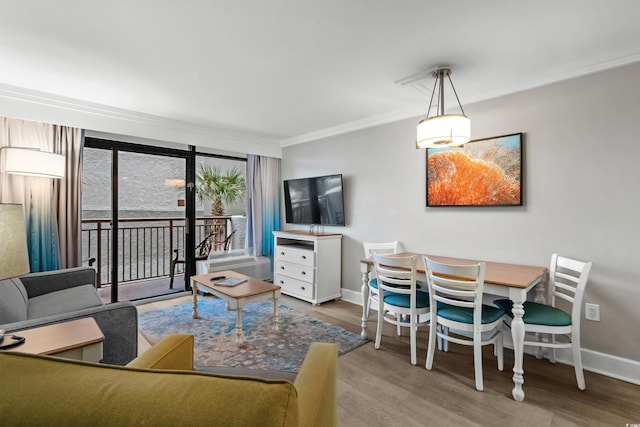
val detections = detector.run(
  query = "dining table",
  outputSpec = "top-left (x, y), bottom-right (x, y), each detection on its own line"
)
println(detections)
top-left (360, 252), bottom-right (548, 402)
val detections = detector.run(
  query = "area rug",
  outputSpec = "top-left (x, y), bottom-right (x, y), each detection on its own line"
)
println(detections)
top-left (138, 297), bottom-right (368, 372)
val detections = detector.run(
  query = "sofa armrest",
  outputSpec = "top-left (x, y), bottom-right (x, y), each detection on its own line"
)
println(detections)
top-left (19, 267), bottom-right (97, 298)
top-left (294, 343), bottom-right (338, 427)
top-left (1, 301), bottom-right (138, 366)
top-left (127, 334), bottom-right (194, 370)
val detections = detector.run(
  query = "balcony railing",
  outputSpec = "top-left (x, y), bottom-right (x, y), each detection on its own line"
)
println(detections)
top-left (82, 216), bottom-right (235, 287)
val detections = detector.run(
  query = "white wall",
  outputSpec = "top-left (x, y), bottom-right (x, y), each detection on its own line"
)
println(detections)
top-left (282, 61), bottom-right (640, 379)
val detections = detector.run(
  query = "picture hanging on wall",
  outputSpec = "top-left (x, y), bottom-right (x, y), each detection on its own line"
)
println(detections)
top-left (426, 132), bottom-right (523, 207)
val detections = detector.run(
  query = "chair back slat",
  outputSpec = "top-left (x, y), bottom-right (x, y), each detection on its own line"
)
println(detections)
top-left (555, 271), bottom-right (580, 285)
top-left (363, 241), bottom-right (398, 258)
top-left (373, 253), bottom-right (416, 295)
top-left (424, 257), bottom-right (485, 316)
top-left (433, 293), bottom-right (476, 309)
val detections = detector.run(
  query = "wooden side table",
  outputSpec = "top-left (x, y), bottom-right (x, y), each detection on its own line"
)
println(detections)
top-left (3, 317), bottom-right (104, 362)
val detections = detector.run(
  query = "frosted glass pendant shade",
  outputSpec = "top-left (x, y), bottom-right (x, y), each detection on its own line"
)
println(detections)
top-left (416, 114), bottom-right (470, 148)
top-left (415, 66), bottom-right (470, 149)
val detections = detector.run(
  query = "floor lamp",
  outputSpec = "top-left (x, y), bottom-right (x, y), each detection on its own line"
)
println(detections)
top-left (0, 204), bottom-right (30, 279)
top-left (0, 146), bottom-right (65, 179)
top-left (1, 146), bottom-right (65, 277)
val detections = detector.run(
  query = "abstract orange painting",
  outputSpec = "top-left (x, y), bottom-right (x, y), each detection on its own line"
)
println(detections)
top-left (426, 133), bottom-right (523, 206)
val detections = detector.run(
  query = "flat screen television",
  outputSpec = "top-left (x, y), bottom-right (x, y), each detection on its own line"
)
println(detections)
top-left (284, 174), bottom-right (345, 226)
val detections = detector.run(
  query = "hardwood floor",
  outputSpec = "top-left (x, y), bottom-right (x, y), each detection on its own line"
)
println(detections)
top-left (136, 295), bottom-right (639, 427)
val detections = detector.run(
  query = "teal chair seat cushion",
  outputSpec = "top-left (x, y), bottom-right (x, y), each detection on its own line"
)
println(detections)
top-left (437, 303), bottom-right (505, 324)
top-left (493, 299), bottom-right (572, 326)
top-left (382, 290), bottom-right (429, 309)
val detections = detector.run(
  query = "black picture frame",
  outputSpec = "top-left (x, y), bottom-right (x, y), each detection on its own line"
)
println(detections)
top-left (426, 132), bottom-right (523, 207)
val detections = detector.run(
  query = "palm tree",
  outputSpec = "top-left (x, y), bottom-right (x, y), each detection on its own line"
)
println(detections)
top-left (195, 165), bottom-right (247, 216)
top-left (195, 165), bottom-right (246, 250)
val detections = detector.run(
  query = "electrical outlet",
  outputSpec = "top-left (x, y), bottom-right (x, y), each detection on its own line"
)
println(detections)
top-left (585, 303), bottom-right (600, 321)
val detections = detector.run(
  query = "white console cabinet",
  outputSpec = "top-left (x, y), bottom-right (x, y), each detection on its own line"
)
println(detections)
top-left (273, 230), bottom-right (342, 305)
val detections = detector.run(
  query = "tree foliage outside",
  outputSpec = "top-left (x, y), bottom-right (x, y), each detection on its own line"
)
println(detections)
top-left (195, 165), bottom-right (247, 216)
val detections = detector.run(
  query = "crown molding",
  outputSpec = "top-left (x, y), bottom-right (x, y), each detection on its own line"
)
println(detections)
top-left (279, 108), bottom-right (422, 147)
top-left (0, 83), bottom-right (283, 157)
top-left (3, 52), bottom-right (639, 151)
top-left (280, 53), bottom-right (640, 146)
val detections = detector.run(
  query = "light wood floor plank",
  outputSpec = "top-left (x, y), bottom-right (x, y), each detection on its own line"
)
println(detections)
top-left (135, 294), bottom-right (640, 426)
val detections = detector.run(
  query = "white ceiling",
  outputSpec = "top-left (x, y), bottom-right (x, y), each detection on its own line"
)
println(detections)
top-left (1, 1), bottom-right (640, 149)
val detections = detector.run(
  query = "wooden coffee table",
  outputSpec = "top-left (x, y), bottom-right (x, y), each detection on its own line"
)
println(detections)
top-left (190, 270), bottom-right (281, 347)
top-left (3, 317), bottom-right (104, 362)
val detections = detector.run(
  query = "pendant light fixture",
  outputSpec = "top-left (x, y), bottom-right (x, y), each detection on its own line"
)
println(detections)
top-left (416, 67), bottom-right (470, 149)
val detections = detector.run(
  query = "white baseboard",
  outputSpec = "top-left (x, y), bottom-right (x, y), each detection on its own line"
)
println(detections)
top-left (340, 288), bottom-right (363, 306)
top-left (340, 287), bottom-right (640, 386)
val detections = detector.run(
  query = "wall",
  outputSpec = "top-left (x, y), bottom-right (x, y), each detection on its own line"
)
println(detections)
top-left (282, 61), bottom-right (640, 381)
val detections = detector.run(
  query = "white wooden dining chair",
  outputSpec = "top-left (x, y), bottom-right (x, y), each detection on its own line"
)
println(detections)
top-left (363, 241), bottom-right (401, 333)
top-left (423, 256), bottom-right (505, 391)
top-left (494, 253), bottom-right (592, 390)
top-left (373, 253), bottom-right (430, 365)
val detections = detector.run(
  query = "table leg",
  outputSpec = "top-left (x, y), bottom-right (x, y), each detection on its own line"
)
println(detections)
top-left (360, 267), bottom-right (370, 339)
top-left (534, 282), bottom-right (546, 304)
top-left (272, 292), bottom-right (281, 333)
top-left (511, 298), bottom-right (526, 402)
top-left (192, 281), bottom-right (198, 319)
top-left (235, 305), bottom-right (244, 347)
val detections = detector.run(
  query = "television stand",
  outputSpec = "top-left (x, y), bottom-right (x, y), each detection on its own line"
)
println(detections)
top-left (273, 230), bottom-right (342, 304)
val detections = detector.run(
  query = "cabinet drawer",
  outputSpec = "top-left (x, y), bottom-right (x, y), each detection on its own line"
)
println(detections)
top-left (275, 245), bottom-right (315, 266)
top-left (274, 274), bottom-right (314, 299)
top-left (275, 260), bottom-right (315, 284)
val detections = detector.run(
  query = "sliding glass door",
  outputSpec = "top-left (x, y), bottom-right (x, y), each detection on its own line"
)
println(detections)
top-left (82, 139), bottom-right (194, 303)
top-left (81, 139), bottom-right (248, 303)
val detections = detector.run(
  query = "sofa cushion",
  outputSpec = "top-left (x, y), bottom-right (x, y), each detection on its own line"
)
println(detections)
top-left (127, 334), bottom-right (194, 370)
top-left (0, 352), bottom-right (300, 426)
top-left (0, 278), bottom-right (28, 324)
top-left (27, 284), bottom-right (104, 319)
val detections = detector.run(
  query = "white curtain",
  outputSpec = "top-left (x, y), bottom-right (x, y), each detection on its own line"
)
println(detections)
top-left (246, 155), bottom-right (281, 257)
top-left (53, 126), bottom-right (84, 268)
top-left (0, 117), bottom-right (83, 272)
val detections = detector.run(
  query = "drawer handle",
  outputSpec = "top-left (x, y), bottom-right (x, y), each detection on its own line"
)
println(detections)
top-left (301, 286), bottom-right (306, 291)
top-left (280, 251), bottom-right (285, 255)
top-left (301, 271), bottom-right (306, 275)
top-left (301, 255), bottom-right (307, 260)
top-left (280, 266), bottom-right (285, 270)
top-left (279, 280), bottom-right (284, 284)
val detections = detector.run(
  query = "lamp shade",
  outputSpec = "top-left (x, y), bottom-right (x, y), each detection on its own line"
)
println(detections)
top-left (0, 204), bottom-right (30, 279)
top-left (416, 114), bottom-right (470, 148)
top-left (3, 147), bottom-right (65, 179)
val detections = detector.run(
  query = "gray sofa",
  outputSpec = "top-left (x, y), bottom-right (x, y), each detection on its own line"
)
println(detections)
top-left (0, 267), bottom-right (137, 365)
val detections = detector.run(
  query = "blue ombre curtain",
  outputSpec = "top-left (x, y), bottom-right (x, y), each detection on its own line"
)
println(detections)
top-left (0, 117), bottom-right (83, 272)
top-left (246, 155), bottom-right (281, 257)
